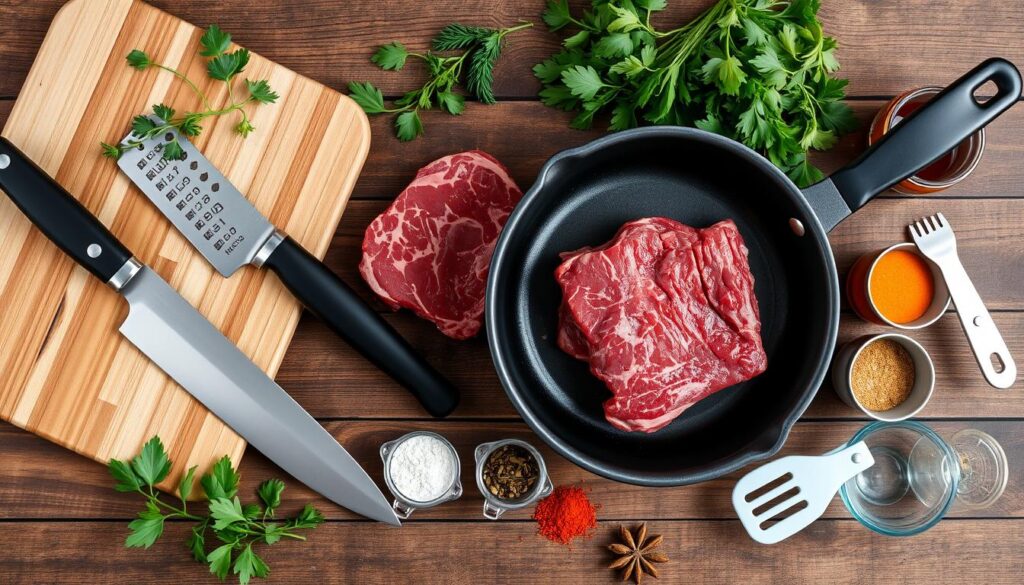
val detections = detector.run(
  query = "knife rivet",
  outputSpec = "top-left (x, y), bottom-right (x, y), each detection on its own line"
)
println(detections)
top-left (0, 154), bottom-right (9, 169)
top-left (87, 243), bottom-right (102, 258)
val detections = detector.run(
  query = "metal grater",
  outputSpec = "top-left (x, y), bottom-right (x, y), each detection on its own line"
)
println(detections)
top-left (117, 118), bottom-right (276, 276)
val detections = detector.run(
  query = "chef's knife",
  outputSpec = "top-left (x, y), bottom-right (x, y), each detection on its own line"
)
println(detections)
top-left (118, 122), bottom-right (459, 418)
top-left (0, 138), bottom-right (400, 526)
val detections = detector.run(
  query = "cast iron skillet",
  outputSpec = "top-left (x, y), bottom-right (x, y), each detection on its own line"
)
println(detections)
top-left (486, 58), bottom-right (1021, 486)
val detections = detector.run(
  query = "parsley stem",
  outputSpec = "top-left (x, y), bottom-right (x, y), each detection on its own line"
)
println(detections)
top-left (155, 64), bottom-right (211, 110)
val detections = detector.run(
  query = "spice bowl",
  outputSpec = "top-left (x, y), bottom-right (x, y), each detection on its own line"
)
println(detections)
top-left (846, 243), bottom-right (950, 329)
top-left (474, 439), bottom-right (553, 520)
top-left (380, 431), bottom-right (463, 520)
top-left (832, 333), bottom-right (935, 421)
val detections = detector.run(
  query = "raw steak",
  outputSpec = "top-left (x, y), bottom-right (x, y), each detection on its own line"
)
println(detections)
top-left (555, 217), bottom-right (767, 433)
top-left (360, 151), bottom-right (523, 339)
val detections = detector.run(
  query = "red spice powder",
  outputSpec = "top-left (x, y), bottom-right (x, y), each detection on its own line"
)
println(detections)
top-left (532, 485), bottom-right (598, 545)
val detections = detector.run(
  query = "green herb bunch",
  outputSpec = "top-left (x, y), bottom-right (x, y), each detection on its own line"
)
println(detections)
top-left (535, 0), bottom-right (856, 185)
top-left (109, 436), bottom-right (323, 585)
top-left (348, 22), bottom-right (533, 141)
top-left (101, 24), bottom-right (279, 162)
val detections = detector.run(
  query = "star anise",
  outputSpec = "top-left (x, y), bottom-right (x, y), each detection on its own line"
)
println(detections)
top-left (607, 523), bottom-right (668, 583)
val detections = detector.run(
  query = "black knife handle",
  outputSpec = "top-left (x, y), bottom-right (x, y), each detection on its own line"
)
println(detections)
top-left (0, 138), bottom-right (132, 282)
top-left (263, 236), bottom-right (460, 417)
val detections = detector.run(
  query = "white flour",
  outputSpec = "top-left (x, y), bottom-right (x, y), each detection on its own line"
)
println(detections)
top-left (388, 434), bottom-right (456, 503)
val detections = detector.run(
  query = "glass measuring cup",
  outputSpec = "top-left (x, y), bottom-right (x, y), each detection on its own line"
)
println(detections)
top-left (380, 431), bottom-right (463, 520)
top-left (839, 421), bottom-right (1007, 536)
top-left (474, 439), bottom-right (553, 520)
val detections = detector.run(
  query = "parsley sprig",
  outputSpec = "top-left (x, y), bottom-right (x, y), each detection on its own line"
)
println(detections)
top-left (348, 22), bottom-right (532, 141)
top-left (101, 25), bottom-right (279, 162)
top-left (109, 436), bottom-right (323, 585)
top-left (536, 0), bottom-right (856, 185)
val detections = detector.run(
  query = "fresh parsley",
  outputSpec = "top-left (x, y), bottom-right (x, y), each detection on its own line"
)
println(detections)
top-left (348, 22), bottom-right (532, 141)
top-left (101, 24), bottom-right (279, 161)
top-left (535, 0), bottom-right (857, 186)
top-left (109, 436), bottom-right (323, 585)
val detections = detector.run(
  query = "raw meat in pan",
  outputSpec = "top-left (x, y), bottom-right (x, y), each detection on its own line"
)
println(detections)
top-left (555, 217), bottom-right (767, 433)
top-left (360, 151), bottom-right (523, 339)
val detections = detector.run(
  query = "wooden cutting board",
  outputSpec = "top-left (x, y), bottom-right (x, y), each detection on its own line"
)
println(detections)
top-left (0, 0), bottom-right (370, 493)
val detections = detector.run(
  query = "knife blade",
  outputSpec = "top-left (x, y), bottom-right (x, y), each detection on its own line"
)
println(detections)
top-left (0, 138), bottom-right (400, 526)
top-left (118, 121), bottom-right (459, 418)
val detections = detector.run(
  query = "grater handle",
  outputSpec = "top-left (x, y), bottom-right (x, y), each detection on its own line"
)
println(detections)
top-left (262, 236), bottom-right (460, 417)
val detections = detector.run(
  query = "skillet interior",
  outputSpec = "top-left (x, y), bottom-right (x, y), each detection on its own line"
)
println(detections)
top-left (486, 129), bottom-right (839, 485)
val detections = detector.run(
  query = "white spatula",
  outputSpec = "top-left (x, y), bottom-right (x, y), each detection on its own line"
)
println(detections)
top-left (732, 441), bottom-right (875, 544)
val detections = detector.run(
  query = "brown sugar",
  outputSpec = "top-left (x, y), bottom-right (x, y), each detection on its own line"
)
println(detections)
top-left (851, 339), bottom-right (915, 411)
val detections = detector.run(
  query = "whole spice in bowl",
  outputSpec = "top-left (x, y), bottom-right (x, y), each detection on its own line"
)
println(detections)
top-left (533, 485), bottom-right (599, 545)
top-left (846, 243), bottom-right (950, 329)
top-left (474, 439), bottom-right (553, 519)
top-left (482, 443), bottom-right (540, 500)
top-left (831, 333), bottom-right (936, 421)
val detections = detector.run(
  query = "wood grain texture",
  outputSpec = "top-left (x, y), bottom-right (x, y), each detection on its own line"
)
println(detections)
top-left (1, 420), bottom-right (1022, 521)
top-left (1, 1), bottom-right (1024, 100)
top-left (0, 519), bottom-right (1022, 585)
top-left (0, 0), bottom-right (370, 493)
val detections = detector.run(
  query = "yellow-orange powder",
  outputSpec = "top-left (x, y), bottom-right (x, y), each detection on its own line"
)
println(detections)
top-left (869, 250), bottom-right (934, 324)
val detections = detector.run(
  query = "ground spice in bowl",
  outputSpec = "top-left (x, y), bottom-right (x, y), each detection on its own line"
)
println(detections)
top-left (869, 249), bottom-right (935, 324)
top-left (482, 444), bottom-right (540, 500)
top-left (533, 485), bottom-right (598, 545)
top-left (851, 338), bottom-right (916, 411)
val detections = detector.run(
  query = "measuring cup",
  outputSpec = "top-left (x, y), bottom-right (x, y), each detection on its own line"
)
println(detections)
top-left (380, 431), bottom-right (463, 520)
top-left (474, 439), bottom-right (553, 520)
top-left (839, 421), bottom-right (1008, 536)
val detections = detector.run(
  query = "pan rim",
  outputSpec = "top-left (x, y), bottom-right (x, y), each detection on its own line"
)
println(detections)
top-left (485, 126), bottom-right (840, 486)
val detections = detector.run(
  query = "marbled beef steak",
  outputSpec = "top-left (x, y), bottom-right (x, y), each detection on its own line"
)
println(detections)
top-left (360, 151), bottom-right (523, 339)
top-left (556, 217), bottom-right (767, 433)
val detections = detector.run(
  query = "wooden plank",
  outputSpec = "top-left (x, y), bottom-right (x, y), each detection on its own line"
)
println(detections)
top-left (2, 420), bottom-right (1021, 520)
top-left (2, 1), bottom-right (1024, 100)
top-left (277, 311), bottom-right (1024, 420)
top-left (0, 519), bottom-right (1021, 584)
top-left (0, 0), bottom-right (369, 494)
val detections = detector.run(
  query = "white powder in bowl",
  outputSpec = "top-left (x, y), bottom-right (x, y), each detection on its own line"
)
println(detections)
top-left (388, 434), bottom-right (457, 503)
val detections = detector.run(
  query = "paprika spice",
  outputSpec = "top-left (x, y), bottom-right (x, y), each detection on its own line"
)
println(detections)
top-left (532, 485), bottom-right (598, 545)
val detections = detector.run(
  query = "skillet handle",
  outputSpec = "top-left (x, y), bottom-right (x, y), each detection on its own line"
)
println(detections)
top-left (829, 58), bottom-right (1021, 212)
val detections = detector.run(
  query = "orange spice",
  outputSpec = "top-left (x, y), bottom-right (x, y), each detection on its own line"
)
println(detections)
top-left (869, 250), bottom-right (934, 324)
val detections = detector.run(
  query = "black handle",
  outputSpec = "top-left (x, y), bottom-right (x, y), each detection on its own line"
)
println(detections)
top-left (830, 58), bottom-right (1021, 211)
top-left (0, 138), bottom-right (133, 282)
top-left (263, 237), bottom-right (460, 417)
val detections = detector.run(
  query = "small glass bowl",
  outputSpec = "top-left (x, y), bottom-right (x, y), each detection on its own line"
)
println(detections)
top-left (840, 421), bottom-right (958, 537)
top-left (380, 431), bottom-right (463, 520)
top-left (474, 439), bottom-right (553, 520)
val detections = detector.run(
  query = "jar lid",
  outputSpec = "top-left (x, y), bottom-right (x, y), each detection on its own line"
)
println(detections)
top-left (950, 429), bottom-right (1008, 510)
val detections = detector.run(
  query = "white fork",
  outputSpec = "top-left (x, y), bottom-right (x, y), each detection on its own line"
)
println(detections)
top-left (909, 213), bottom-right (1017, 388)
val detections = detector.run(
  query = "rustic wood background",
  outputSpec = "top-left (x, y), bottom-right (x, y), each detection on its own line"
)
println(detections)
top-left (1, 0), bottom-right (1022, 583)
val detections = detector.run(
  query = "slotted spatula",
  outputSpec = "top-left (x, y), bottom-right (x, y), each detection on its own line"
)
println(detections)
top-left (732, 441), bottom-right (874, 544)
top-left (909, 213), bottom-right (1017, 388)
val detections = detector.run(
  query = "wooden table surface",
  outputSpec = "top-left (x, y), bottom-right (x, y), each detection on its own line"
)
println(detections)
top-left (1, 1), bottom-right (1022, 583)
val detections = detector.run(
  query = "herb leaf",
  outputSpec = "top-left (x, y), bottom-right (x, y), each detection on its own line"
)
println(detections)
top-left (207, 48), bottom-right (250, 81)
top-left (109, 459), bottom-right (143, 493)
top-left (245, 79), bottom-right (279, 104)
top-left (200, 24), bottom-right (232, 57)
top-left (395, 110), bottom-right (424, 141)
top-left (126, 49), bottom-right (152, 70)
top-left (126, 502), bottom-right (165, 549)
top-left (372, 42), bottom-right (409, 70)
top-left (257, 479), bottom-right (285, 515)
top-left (130, 436), bottom-right (171, 487)
top-left (207, 544), bottom-right (234, 580)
